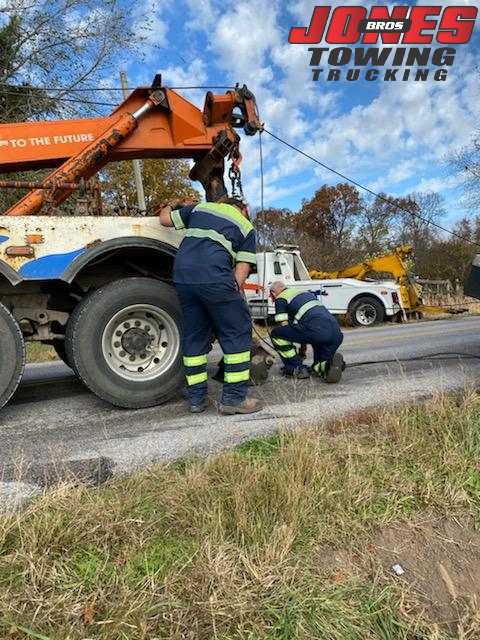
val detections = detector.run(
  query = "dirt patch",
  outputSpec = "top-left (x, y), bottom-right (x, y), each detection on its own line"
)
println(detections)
top-left (317, 515), bottom-right (480, 633)
top-left (371, 516), bottom-right (480, 627)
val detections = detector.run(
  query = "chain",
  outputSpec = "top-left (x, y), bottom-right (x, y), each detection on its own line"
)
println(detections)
top-left (228, 164), bottom-right (244, 199)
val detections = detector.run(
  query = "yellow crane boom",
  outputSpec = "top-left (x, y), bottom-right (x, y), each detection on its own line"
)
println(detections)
top-left (310, 245), bottom-right (460, 318)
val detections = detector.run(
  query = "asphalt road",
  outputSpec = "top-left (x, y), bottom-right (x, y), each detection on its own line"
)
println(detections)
top-left (2, 316), bottom-right (480, 506)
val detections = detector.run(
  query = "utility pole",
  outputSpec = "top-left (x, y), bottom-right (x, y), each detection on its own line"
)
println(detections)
top-left (120, 70), bottom-right (147, 214)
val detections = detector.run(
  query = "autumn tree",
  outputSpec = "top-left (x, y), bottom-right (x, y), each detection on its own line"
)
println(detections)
top-left (102, 160), bottom-right (200, 214)
top-left (392, 192), bottom-right (444, 274)
top-left (295, 183), bottom-right (362, 269)
top-left (358, 194), bottom-right (400, 255)
top-left (253, 208), bottom-right (296, 249)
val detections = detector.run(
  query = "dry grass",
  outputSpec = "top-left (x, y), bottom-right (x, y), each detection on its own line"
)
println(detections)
top-left (26, 343), bottom-right (58, 363)
top-left (2, 394), bottom-right (480, 638)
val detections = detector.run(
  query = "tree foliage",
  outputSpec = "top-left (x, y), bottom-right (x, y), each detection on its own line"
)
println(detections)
top-left (0, 0), bottom-right (142, 120)
top-left (102, 160), bottom-right (200, 214)
top-left (253, 184), bottom-right (476, 283)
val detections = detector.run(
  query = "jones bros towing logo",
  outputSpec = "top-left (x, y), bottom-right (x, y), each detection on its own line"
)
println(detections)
top-left (289, 6), bottom-right (477, 81)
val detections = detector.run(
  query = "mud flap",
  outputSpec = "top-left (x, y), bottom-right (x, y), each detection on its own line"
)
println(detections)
top-left (464, 254), bottom-right (480, 300)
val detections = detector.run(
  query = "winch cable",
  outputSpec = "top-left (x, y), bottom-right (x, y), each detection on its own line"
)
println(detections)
top-left (348, 352), bottom-right (480, 367)
top-left (262, 127), bottom-right (480, 249)
top-left (251, 128), bottom-right (480, 368)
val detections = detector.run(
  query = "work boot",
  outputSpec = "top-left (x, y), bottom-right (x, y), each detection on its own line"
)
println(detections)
top-left (219, 397), bottom-right (263, 415)
top-left (190, 397), bottom-right (208, 413)
top-left (282, 365), bottom-right (310, 380)
top-left (314, 352), bottom-right (345, 383)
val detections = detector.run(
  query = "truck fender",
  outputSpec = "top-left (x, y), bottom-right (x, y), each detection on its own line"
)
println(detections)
top-left (348, 290), bottom-right (387, 310)
top-left (0, 259), bottom-right (22, 286)
top-left (60, 236), bottom-right (177, 283)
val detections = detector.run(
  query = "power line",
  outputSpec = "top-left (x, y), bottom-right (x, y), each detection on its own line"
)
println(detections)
top-left (263, 127), bottom-right (480, 249)
top-left (0, 84), bottom-right (235, 92)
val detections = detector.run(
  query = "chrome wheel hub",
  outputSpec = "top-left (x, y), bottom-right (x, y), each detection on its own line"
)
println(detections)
top-left (356, 303), bottom-right (377, 326)
top-left (102, 304), bottom-right (180, 381)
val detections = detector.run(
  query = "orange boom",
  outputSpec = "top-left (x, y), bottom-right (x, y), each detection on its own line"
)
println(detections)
top-left (0, 78), bottom-right (262, 216)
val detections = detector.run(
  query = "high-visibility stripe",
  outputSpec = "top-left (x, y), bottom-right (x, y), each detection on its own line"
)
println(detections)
top-left (183, 354), bottom-right (208, 367)
top-left (276, 344), bottom-right (295, 353)
top-left (185, 228), bottom-right (235, 259)
top-left (224, 351), bottom-right (250, 365)
top-left (224, 369), bottom-right (250, 383)
top-left (277, 288), bottom-right (302, 302)
top-left (272, 337), bottom-right (291, 346)
top-left (313, 361), bottom-right (326, 374)
top-left (194, 202), bottom-right (253, 236)
top-left (186, 372), bottom-right (208, 386)
top-left (236, 251), bottom-right (257, 264)
top-left (294, 299), bottom-right (322, 323)
top-left (282, 349), bottom-right (297, 359)
top-left (275, 313), bottom-right (288, 322)
top-left (171, 209), bottom-right (185, 230)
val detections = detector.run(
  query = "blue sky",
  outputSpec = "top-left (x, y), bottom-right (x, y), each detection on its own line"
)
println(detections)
top-left (116, 0), bottom-right (480, 226)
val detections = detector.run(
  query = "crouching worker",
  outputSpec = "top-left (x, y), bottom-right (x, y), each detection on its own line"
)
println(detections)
top-left (270, 281), bottom-right (345, 382)
top-left (159, 198), bottom-right (263, 415)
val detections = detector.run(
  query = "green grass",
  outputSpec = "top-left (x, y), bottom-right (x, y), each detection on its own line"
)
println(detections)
top-left (1, 393), bottom-right (480, 638)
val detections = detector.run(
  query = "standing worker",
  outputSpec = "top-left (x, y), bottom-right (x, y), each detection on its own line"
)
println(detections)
top-left (159, 198), bottom-right (262, 415)
top-left (269, 281), bottom-right (345, 382)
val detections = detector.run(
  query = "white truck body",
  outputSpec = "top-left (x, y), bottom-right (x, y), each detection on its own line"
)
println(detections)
top-left (245, 248), bottom-right (402, 325)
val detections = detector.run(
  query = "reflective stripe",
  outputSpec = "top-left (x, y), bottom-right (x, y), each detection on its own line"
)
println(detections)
top-left (224, 351), bottom-right (250, 365)
top-left (195, 202), bottom-right (253, 236)
top-left (171, 209), bottom-right (185, 230)
top-left (224, 369), bottom-right (250, 383)
top-left (294, 300), bottom-right (321, 323)
top-left (186, 372), bottom-right (208, 386)
top-left (277, 288), bottom-right (302, 302)
top-left (282, 349), bottom-right (297, 359)
top-left (275, 313), bottom-right (288, 322)
top-left (313, 361), bottom-right (327, 374)
top-left (185, 228), bottom-right (235, 259)
top-left (236, 251), bottom-right (257, 264)
top-left (183, 354), bottom-right (208, 367)
top-left (272, 337), bottom-right (291, 346)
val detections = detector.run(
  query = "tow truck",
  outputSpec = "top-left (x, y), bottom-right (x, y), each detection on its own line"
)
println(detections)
top-left (246, 246), bottom-right (402, 326)
top-left (0, 77), bottom-right (265, 409)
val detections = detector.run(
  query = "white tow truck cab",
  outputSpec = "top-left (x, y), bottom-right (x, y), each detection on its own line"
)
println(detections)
top-left (246, 246), bottom-right (402, 327)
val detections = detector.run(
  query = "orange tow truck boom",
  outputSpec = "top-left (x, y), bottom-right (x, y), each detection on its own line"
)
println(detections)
top-left (0, 76), bottom-right (262, 215)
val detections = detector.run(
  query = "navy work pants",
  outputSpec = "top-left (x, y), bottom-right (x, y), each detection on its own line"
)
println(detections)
top-left (271, 308), bottom-right (343, 371)
top-left (175, 282), bottom-right (252, 405)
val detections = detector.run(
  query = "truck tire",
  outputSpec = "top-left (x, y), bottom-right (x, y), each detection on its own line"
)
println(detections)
top-left (66, 278), bottom-right (184, 408)
top-left (347, 296), bottom-right (385, 327)
top-left (0, 302), bottom-right (25, 408)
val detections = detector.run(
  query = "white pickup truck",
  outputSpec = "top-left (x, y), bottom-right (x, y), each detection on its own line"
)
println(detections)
top-left (246, 247), bottom-right (402, 327)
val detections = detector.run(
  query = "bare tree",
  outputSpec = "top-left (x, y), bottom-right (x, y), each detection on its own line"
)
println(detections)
top-left (0, 0), bottom-right (145, 121)
top-left (450, 137), bottom-right (480, 211)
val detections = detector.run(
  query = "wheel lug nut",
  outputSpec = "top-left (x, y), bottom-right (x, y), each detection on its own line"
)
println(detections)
top-left (129, 355), bottom-right (135, 362)
top-left (145, 326), bottom-right (151, 332)
top-left (123, 322), bottom-right (130, 329)
top-left (134, 320), bottom-right (141, 327)
top-left (140, 353), bottom-right (146, 359)
top-left (114, 341), bottom-right (120, 348)
top-left (119, 350), bottom-right (126, 357)
top-left (115, 330), bottom-right (122, 337)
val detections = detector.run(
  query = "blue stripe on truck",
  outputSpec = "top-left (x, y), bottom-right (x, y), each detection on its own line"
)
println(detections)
top-left (0, 236), bottom-right (8, 244)
top-left (19, 247), bottom-right (86, 279)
